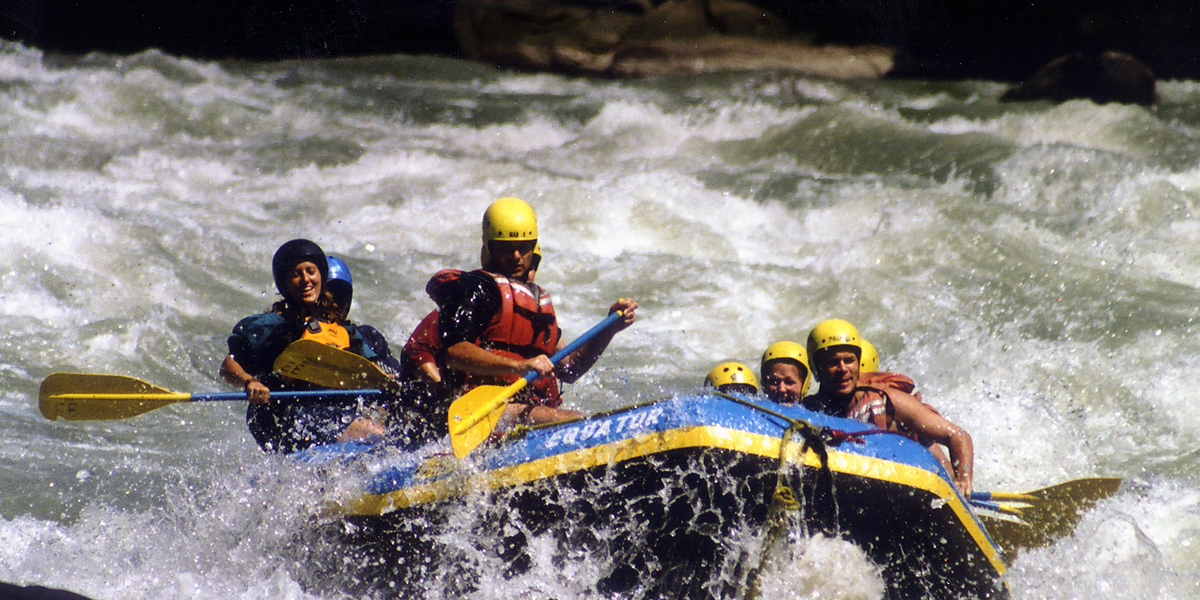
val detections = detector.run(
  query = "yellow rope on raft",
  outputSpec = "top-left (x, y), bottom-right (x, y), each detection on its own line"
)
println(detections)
top-left (740, 415), bottom-right (835, 600)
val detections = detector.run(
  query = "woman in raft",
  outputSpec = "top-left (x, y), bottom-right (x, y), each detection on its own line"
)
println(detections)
top-left (218, 238), bottom-right (388, 453)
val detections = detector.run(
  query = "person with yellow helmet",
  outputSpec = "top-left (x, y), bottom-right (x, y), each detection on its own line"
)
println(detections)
top-left (803, 319), bottom-right (975, 494)
top-left (704, 362), bottom-right (759, 396)
top-left (398, 244), bottom-right (543, 442)
top-left (425, 197), bottom-right (638, 431)
top-left (759, 341), bottom-right (811, 404)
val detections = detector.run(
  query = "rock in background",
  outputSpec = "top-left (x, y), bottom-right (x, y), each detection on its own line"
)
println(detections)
top-left (2, 0), bottom-right (1197, 82)
top-left (453, 0), bottom-right (893, 77)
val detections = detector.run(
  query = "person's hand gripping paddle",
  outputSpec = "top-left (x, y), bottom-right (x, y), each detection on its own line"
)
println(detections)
top-left (448, 310), bottom-right (624, 458)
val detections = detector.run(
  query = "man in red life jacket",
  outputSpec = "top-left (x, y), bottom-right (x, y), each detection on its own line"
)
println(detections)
top-left (430, 197), bottom-right (637, 431)
top-left (397, 246), bottom-right (545, 443)
top-left (401, 245), bottom-right (542, 393)
top-left (803, 319), bottom-right (975, 495)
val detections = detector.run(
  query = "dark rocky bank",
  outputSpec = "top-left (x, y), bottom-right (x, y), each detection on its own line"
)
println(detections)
top-left (3, 0), bottom-right (1196, 85)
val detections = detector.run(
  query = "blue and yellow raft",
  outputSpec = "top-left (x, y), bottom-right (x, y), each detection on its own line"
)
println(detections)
top-left (296, 392), bottom-right (1008, 600)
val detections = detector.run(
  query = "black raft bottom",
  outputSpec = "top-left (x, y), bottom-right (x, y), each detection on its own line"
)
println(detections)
top-left (291, 447), bottom-right (1007, 600)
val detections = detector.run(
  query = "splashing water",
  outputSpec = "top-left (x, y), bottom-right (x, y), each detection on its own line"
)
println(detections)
top-left (2, 41), bottom-right (1199, 599)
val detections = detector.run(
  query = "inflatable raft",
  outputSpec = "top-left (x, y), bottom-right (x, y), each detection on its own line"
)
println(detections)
top-left (295, 392), bottom-right (1009, 600)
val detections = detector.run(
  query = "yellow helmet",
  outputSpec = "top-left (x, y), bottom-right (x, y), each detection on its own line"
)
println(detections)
top-left (704, 362), bottom-right (759, 394)
top-left (483, 197), bottom-right (538, 242)
top-left (481, 197), bottom-right (538, 268)
top-left (859, 339), bottom-right (879, 374)
top-left (760, 340), bottom-right (812, 397)
top-left (806, 319), bottom-right (862, 369)
top-left (531, 242), bottom-right (543, 272)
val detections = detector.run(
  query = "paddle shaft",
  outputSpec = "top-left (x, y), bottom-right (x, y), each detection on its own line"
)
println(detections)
top-left (531, 310), bottom-right (625, 382)
top-left (970, 490), bottom-right (1037, 502)
top-left (451, 310), bottom-right (624, 435)
top-left (49, 389), bottom-right (383, 402)
top-left (40, 371), bottom-right (387, 421)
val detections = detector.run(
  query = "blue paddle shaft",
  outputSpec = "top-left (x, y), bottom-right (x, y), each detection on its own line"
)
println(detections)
top-left (191, 389), bottom-right (383, 402)
top-left (969, 499), bottom-right (1003, 510)
top-left (522, 310), bottom-right (624, 383)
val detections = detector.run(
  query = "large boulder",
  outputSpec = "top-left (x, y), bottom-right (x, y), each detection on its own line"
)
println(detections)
top-left (1001, 51), bottom-right (1157, 105)
top-left (453, 0), bottom-right (894, 77)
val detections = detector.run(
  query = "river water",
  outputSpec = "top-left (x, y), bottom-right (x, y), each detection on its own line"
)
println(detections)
top-left (1, 40), bottom-right (1198, 599)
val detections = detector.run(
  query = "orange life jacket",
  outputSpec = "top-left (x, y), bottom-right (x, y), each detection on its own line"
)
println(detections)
top-left (859, 371), bottom-right (921, 399)
top-left (300, 317), bottom-right (350, 350)
top-left (427, 269), bottom-right (564, 407)
top-left (478, 271), bottom-right (560, 353)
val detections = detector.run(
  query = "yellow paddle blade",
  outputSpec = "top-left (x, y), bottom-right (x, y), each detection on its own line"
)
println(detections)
top-left (980, 477), bottom-right (1123, 556)
top-left (443, 310), bottom-right (626, 458)
top-left (273, 339), bottom-right (393, 390)
top-left (39, 373), bottom-right (188, 421)
top-left (448, 380), bottom-right (527, 458)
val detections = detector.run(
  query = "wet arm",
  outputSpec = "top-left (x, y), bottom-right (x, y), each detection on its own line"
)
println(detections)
top-left (418, 362), bottom-right (442, 384)
top-left (891, 390), bottom-right (974, 494)
top-left (444, 341), bottom-right (553, 378)
top-left (499, 402), bottom-right (584, 426)
top-left (219, 354), bottom-right (270, 404)
top-left (556, 298), bottom-right (638, 383)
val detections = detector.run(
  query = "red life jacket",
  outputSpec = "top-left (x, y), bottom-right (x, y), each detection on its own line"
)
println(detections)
top-left (425, 269), bottom-right (564, 406)
top-left (474, 270), bottom-right (562, 406)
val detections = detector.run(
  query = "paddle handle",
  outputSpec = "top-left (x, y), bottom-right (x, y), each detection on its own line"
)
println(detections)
top-left (521, 310), bottom-right (624, 383)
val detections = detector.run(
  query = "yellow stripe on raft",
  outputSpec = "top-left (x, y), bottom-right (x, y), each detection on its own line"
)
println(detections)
top-left (334, 425), bottom-right (1005, 576)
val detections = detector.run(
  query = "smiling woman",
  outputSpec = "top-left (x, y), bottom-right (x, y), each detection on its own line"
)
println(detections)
top-left (217, 238), bottom-right (387, 453)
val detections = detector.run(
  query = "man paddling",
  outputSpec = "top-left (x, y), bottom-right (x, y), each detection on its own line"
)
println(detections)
top-left (430, 197), bottom-right (637, 432)
top-left (803, 319), bottom-right (975, 495)
top-left (400, 245), bottom-right (541, 405)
